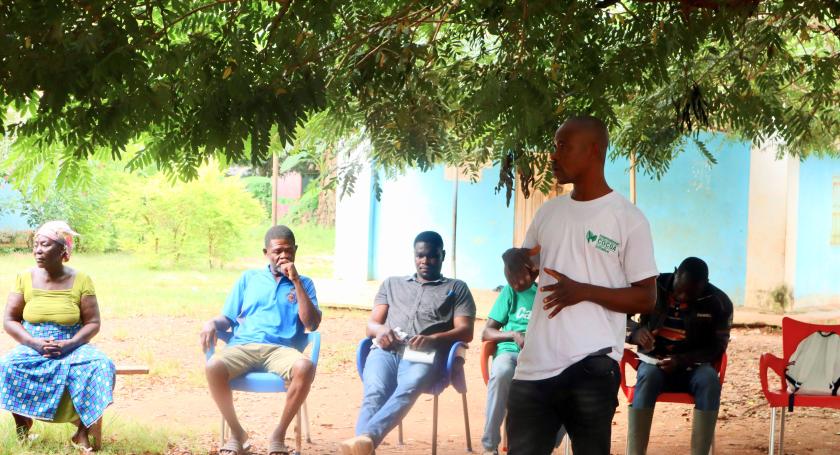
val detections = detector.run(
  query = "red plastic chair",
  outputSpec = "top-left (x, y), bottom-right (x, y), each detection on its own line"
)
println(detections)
top-left (480, 340), bottom-right (496, 386)
top-left (759, 317), bottom-right (840, 455)
top-left (480, 341), bottom-right (507, 451)
top-left (620, 348), bottom-right (728, 454)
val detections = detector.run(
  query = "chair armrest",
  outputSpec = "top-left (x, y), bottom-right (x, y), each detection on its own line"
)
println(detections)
top-left (718, 352), bottom-right (728, 385)
top-left (217, 330), bottom-right (233, 343)
top-left (204, 330), bottom-right (233, 361)
top-left (447, 341), bottom-right (469, 394)
top-left (308, 332), bottom-right (321, 368)
top-left (356, 338), bottom-right (373, 380)
top-left (619, 348), bottom-right (639, 398)
top-left (480, 341), bottom-right (498, 386)
top-left (760, 353), bottom-right (787, 397)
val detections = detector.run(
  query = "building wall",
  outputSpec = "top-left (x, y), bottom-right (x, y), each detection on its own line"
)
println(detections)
top-left (370, 165), bottom-right (515, 289)
top-left (275, 172), bottom-right (303, 219)
top-left (794, 157), bottom-right (840, 307)
top-left (334, 142), bottom-right (376, 282)
top-left (333, 135), bottom-right (837, 309)
top-left (743, 144), bottom-right (798, 309)
top-left (0, 183), bottom-right (28, 231)
top-left (605, 133), bottom-right (752, 306)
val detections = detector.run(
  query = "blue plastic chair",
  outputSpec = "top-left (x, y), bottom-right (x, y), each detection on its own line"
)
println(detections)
top-left (355, 338), bottom-right (472, 455)
top-left (205, 330), bottom-right (321, 454)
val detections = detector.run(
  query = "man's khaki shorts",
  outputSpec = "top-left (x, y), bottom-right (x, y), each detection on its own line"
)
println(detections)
top-left (212, 343), bottom-right (306, 380)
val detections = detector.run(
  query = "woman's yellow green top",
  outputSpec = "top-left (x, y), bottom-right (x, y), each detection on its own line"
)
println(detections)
top-left (11, 269), bottom-right (97, 423)
top-left (14, 270), bottom-right (96, 326)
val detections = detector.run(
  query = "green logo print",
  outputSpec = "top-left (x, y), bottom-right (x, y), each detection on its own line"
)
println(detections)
top-left (586, 230), bottom-right (619, 253)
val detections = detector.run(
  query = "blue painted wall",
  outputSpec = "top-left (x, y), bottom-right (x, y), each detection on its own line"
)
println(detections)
top-left (794, 157), bottom-right (840, 302)
top-left (367, 134), bottom-right (753, 300)
top-left (0, 183), bottom-right (29, 231)
top-left (371, 165), bottom-right (515, 289)
top-left (605, 134), bottom-right (752, 306)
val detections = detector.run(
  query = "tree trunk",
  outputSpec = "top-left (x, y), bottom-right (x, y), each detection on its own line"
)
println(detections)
top-left (316, 187), bottom-right (335, 226)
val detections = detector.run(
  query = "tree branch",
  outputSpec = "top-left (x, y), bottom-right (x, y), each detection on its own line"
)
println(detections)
top-left (258, 0), bottom-right (294, 59)
top-left (428, 0), bottom-right (460, 47)
top-left (153, 0), bottom-right (240, 39)
top-left (266, 0), bottom-right (293, 41)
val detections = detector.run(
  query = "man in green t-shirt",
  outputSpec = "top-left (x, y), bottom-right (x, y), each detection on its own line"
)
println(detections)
top-left (481, 279), bottom-right (568, 455)
top-left (480, 282), bottom-right (536, 454)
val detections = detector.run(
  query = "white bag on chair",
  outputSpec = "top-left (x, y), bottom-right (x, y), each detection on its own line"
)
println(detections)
top-left (785, 331), bottom-right (840, 409)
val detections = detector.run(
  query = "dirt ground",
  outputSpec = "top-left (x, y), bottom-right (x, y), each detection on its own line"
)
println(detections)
top-left (3, 310), bottom-right (840, 455)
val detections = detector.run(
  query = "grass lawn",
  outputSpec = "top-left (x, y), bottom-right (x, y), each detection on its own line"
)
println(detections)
top-left (0, 224), bottom-right (336, 453)
top-left (0, 225), bottom-right (336, 320)
top-left (0, 412), bottom-right (193, 455)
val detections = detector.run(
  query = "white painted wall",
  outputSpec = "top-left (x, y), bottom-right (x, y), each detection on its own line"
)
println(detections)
top-left (333, 140), bottom-right (374, 282)
top-left (743, 141), bottom-right (798, 308)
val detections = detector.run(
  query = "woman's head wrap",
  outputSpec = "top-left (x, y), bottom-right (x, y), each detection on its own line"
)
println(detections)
top-left (34, 221), bottom-right (78, 262)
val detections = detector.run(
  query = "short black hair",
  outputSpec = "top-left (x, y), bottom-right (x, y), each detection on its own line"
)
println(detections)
top-left (264, 225), bottom-right (296, 248)
top-left (677, 257), bottom-right (709, 283)
top-left (560, 115), bottom-right (610, 156)
top-left (413, 231), bottom-right (444, 251)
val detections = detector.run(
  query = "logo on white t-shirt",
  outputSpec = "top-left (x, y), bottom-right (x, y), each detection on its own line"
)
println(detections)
top-left (586, 230), bottom-right (619, 254)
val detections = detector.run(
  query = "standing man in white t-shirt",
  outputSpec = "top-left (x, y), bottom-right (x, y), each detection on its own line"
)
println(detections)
top-left (502, 116), bottom-right (658, 455)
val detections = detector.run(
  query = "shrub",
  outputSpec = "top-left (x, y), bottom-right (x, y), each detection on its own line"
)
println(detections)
top-left (5, 167), bottom-right (119, 253)
top-left (285, 179), bottom-right (320, 224)
top-left (110, 167), bottom-right (266, 268)
top-left (242, 175), bottom-right (272, 216)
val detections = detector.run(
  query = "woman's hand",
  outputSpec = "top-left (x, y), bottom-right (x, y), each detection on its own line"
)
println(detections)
top-left (27, 337), bottom-right (53, 356)
top-left (42, 339), bottom-right (78, 358)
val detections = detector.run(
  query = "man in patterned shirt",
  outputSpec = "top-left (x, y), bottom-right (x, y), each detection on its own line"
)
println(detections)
top-left (626, 257), bottom-right (733, 455)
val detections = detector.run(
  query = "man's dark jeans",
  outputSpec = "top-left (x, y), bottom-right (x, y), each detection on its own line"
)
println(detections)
top-left (506, 354), bottom-right (620, 455)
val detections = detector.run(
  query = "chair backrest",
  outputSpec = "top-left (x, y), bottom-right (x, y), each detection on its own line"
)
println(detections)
top-left (356, 337), bottom-right (374, 379)
top-left (782, 317), bottom-right (840, 363)
top-left (480, 341), bottom-right (498, 385)
top-left (355, 337), bottom-right (467, 394)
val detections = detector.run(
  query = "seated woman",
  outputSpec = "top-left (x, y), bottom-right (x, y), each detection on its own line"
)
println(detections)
top-left (0, 221), bottom-right (116, 451)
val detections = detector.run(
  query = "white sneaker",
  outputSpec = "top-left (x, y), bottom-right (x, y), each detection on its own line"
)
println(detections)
top-left (338, 435), bottom-right (375, 455)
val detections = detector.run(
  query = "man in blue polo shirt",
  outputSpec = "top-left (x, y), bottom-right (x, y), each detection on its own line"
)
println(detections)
top-left (200, 225), bottom-right (321, 455)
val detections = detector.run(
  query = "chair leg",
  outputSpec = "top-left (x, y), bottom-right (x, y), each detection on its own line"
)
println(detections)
top-left (302, 401), bottom-right (312, 443)
top-left (221, 417), bottom-right (227, 445)
top-left (398, 420), bottom-right (405, 446)
top-left (779, 407), bottom-right (786, 455)
top-left (432, 394), bottom-right (439, 455)
top-left (462, 392), bottom-right (473, 452)
top-left (295, 411), bottom-right (302, 454)
top-left (769, 408), bottom-right (776, 455)
top-left (501, 415), bottom-right (508, 452)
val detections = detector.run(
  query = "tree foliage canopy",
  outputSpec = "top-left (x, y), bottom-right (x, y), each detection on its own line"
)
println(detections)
top-left (1, 0), bottom-right (838, 197)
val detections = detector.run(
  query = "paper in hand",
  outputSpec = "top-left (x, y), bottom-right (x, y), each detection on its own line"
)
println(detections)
top-left (636, 351), bottom-right (662, 365)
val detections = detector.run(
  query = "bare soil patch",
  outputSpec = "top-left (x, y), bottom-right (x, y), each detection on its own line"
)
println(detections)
top-left (3, 312), bottom-right (839, 454)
